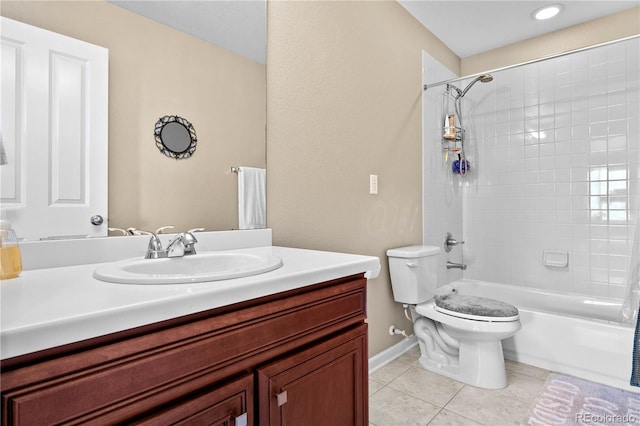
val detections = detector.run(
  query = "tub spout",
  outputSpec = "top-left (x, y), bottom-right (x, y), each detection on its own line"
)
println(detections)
top-left (446, 261), bottom-right (467, 270)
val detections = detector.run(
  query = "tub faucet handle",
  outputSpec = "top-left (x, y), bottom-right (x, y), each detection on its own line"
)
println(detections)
top-left (444, 232), bottom-right (465, 252)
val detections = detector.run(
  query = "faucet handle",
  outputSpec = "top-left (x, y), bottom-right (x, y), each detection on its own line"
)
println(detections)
top-left (108, 227), bottom-right (128, 236)
top-left (183, 230), bottom-right (202, 255)
top-left (155, 225), bottom-right (175, 234)
top-left (145, 233), bottom-right (164, 259)
top-left (127, 227), bottom-right (153, 236)
top-left (444, 232), bottom-right (465, 252)
top-left (183, 232), bottom-right (198, 244)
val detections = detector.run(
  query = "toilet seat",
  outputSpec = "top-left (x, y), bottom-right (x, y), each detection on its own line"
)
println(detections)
top-left (434, 293), bottom-right (519, 322)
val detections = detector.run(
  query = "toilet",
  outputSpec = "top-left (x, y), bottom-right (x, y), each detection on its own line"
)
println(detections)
top-left (387, 245), bottom-right (521, 389)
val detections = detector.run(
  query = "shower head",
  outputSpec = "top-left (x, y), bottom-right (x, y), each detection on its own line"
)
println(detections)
top-left (459, 74), bottom-right (493, 98)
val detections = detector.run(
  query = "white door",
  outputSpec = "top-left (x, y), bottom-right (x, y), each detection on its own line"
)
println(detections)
top-left (0, 17), bottom-right (108, 240)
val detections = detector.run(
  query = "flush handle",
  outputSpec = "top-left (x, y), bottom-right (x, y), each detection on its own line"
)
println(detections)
top-left (406, 262), bottom-right (418, 268)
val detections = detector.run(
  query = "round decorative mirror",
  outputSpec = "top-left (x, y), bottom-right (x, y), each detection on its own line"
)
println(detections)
top-left (154, 115), bottom-right (197, 159)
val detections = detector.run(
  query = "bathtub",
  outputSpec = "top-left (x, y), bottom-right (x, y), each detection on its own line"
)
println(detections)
top-left (441, 279), bottom-right (639, 393)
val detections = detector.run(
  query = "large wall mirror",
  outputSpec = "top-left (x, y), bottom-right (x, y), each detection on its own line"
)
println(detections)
top-left (0, 0), bottom-right (266, 240)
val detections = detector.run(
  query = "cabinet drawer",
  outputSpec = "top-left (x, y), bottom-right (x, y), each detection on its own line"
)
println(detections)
top-left (133, 374), bottom-right (253, 426)
top-left (2, 277), bottom-right (366, 425)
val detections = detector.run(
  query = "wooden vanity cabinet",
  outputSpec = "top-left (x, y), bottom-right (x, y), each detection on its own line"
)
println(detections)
top-left (1, 275), bottom-right (369, 426)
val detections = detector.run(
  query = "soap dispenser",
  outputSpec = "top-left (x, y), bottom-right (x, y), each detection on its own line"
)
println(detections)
top-left (0, 220), bottom-right (22, 279)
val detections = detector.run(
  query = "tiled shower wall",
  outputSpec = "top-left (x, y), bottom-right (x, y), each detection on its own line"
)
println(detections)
top-left (424, 37), bottom-right (640, 300)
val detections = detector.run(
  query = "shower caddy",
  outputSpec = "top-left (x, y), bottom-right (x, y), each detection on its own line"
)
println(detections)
top-left (441, 84), bottom-right (469, 176)
top-left (441, 85), bottom-right (469, 176)
top-left (425, 74), bottom-right (494, 176)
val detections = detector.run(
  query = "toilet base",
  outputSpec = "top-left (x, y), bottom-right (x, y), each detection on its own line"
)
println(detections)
top-left (413, 314), bottom-right (511, 389)
top-left (417, 339), bottom-right (508, 389)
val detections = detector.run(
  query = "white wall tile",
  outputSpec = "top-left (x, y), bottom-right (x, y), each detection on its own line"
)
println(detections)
top-left (423, 39), bottom-right (639, 300)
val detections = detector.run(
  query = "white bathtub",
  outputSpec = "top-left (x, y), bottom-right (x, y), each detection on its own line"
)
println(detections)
top-left (442, 279), bottom-right (639, 393)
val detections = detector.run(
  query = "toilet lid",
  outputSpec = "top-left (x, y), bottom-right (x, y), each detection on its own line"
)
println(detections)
top-left (434, 293), bottom-right (519, 322)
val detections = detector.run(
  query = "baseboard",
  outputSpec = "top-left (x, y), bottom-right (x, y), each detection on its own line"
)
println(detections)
top-left (368, 335), bottom-right (418, 374)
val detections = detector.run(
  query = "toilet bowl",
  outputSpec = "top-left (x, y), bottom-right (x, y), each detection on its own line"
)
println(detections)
top-left (387, 245), bottom-right (521, 389)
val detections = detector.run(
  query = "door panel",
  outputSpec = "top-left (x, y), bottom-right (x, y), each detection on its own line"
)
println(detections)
top-left (0, 17), bottom-right (108, 240)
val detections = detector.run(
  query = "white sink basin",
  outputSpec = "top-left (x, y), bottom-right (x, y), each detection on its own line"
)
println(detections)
top-left (93, 251), bottom-right (283, 284)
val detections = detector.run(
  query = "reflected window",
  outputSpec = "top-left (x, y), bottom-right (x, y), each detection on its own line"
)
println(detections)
top-left (589, 165), bottom-right (628, 225)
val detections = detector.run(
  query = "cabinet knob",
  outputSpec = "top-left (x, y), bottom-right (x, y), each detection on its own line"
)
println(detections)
top-left (276, 390), bottom-right (288, 407)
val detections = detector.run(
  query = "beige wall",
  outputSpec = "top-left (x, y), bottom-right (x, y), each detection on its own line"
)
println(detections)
top-left (1, 1), bottom-right (266, 234)
top-left (462, 7), bottom-right (640, 75)
top-left (266, 0), bottom-right (460, 356)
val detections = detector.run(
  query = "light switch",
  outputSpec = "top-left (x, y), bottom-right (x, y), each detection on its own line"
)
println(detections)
top-left (370, 174), bottom-right (378, 195)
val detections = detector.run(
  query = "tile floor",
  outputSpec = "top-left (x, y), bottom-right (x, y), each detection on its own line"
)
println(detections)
top-left (369, 346), bottom-right (551, 426)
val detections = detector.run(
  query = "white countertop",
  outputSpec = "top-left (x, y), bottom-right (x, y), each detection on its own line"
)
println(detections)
top-left (0, 245), bottom-right (380, 360)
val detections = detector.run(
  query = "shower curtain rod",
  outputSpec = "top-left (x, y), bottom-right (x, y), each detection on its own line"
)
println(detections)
top-left (424, 73), bottom-right (489, 91)
top-left (423, 34), bottom-right (639, 92)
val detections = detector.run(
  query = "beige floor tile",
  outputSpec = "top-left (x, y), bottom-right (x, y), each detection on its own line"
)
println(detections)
top-left (398, 345), bottom-right (421, 363)
top-left (371, 352), bottom-right (418, 385)
top-left (505, 359), bottom-right (550, 381)
top-left (444, 386), bottom-right (530, 426)
top-left (370, 379), bottom-right (385, 396)
top-left (495, 370), bottom-right (546, 404)
top-left (427, 409), bottom-right (483, 426)
top-left (369, 386), bottom-right (440, 426)
top-left (388, 366), bottom-right (464, 407)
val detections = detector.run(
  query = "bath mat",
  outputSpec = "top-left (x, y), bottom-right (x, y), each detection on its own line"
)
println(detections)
top-left (522, 373), bottom-right (640, 425)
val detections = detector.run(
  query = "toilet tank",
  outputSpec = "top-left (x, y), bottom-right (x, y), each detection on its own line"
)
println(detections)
top-left (386, 245), bottom-right (441, 304)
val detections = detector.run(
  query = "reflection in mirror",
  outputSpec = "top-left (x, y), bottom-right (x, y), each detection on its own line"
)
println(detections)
top-left (155, 115), bottom-right (197, 159)
top-left (0, 1), bottom-right (267, 238)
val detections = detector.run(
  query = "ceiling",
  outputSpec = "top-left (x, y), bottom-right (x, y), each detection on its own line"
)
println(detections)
top-left (109, 1), bottom-right (266, 64)
top-left (399, 1), bottom-right (639, 58)
top-left (109, 1), bottom-right (638, 63)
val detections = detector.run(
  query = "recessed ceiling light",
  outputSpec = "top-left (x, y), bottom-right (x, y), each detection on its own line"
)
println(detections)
top-left (531, 3), bottom-right (565, 21)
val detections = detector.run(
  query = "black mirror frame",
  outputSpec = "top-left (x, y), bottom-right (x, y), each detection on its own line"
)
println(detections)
top-left (154, 115), bottom-right (197, 159)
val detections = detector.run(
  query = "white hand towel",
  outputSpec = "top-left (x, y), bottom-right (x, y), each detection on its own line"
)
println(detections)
top-left (238, 167), bottom-right (266, 229)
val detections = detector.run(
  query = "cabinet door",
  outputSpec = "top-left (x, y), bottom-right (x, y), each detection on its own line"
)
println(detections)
top-left (257, 324), bottom-right (368, 426)
top-left (132, 374), bottom-right (253, 426)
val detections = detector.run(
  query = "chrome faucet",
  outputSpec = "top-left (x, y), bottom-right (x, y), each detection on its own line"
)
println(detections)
top-left (144, 229), bottom-right (202, 259)
top-left (165, 234), bottom-right (186, 258)
top-left (446, 261), bottom-right (467, 270)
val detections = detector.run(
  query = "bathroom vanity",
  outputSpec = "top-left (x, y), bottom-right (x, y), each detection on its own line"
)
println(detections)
top-left (0, 231), bottom-right (380, 425)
